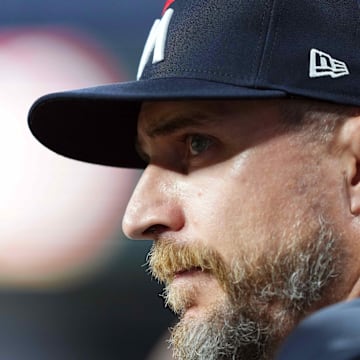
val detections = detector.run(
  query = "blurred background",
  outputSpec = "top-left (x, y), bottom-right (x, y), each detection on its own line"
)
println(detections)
top-left (0, 1), bottom-right (175, 359)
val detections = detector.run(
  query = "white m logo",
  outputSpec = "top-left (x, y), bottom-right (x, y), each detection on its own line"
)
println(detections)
top-left (137, 9), bottom-right (174, 80)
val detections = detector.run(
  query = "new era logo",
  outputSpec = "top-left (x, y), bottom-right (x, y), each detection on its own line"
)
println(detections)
top-left (309, 49), bottom-right (349, 79)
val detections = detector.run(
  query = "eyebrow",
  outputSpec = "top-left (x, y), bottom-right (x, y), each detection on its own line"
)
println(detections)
top-left (144, 113), bottom-right (216, 138)
top-left (135, 113), bottom-right (218, 162)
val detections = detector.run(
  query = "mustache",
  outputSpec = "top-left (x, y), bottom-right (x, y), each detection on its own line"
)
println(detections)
top-left (147, 240), bottom-right (230, 289)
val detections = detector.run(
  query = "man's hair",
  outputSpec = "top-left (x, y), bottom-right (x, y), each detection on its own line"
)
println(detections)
top-left (279, 99), bottom-right (360, 144)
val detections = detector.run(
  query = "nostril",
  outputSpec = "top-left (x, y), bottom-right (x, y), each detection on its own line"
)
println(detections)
top-left (144, 224), bottom-right (169, 237)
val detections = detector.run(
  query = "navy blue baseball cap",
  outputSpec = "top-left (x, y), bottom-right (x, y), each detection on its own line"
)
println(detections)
top-left (276, 298), bottom-right (360, 360)
top-left (28, 0), bottom-right (360, 168)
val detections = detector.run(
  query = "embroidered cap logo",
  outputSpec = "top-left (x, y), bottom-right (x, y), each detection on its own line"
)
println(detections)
top-left (309, 48), bottom-right (349, 79)
top-left (136, 2), bottom-right (175, 80)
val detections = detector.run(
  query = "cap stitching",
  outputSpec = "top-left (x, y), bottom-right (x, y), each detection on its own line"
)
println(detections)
top-left (147, 68), bottom-right (253, 81)
top-left (254, 0), bottom-right (277, 85)
top-left (251, 0), bottom-right (272, 85)
top-left (264, 0), bottom-right (286, 77)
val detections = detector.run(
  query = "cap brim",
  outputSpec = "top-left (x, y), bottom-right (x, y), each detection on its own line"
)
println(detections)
top-left (28, 77), bottom-right (287, 168)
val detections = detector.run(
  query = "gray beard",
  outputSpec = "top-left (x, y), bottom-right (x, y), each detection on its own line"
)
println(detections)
top-left (167, 218), bottom-right (343, 360)
top-left (170, 306), bottom-right (270, 360)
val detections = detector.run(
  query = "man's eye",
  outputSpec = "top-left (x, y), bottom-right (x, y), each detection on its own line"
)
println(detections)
top-left (187, 134), bottom-right (213, 156)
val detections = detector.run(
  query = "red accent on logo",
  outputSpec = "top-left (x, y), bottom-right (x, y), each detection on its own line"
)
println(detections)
top-left (162, 0), bottom-right (175, 15)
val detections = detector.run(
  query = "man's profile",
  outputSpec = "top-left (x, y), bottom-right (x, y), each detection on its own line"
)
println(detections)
top-left (28, 0), bottom-right (360, 359)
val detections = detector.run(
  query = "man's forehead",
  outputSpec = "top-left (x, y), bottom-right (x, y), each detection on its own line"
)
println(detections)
top-left (137, 99), bottom-right (281, 134)
top-left (139, 100), bottom-right (232, 123)
top-left (138, 100), bottom-right (222, 138)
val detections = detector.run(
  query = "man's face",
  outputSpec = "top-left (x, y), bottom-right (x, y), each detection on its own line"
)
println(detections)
top-left (122, 100), bottom-right (348, 359)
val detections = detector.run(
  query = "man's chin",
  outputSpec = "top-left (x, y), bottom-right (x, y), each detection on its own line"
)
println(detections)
top-left (168, 300), bottom-right (271, 360)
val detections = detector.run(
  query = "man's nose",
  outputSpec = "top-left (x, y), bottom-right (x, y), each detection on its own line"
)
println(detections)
top-left (122, 165), bottom-right (185, 240)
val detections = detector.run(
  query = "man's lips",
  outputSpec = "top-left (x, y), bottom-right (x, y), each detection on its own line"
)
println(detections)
top-left (173, 267), bottom-right (206, 279)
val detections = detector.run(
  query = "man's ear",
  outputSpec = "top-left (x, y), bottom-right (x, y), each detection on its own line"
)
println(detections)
top-left (338, 116), bottom-right (360, 216)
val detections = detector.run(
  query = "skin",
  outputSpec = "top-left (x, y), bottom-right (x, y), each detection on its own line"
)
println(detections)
top-left (122, 99), bottom-right (360, 351)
